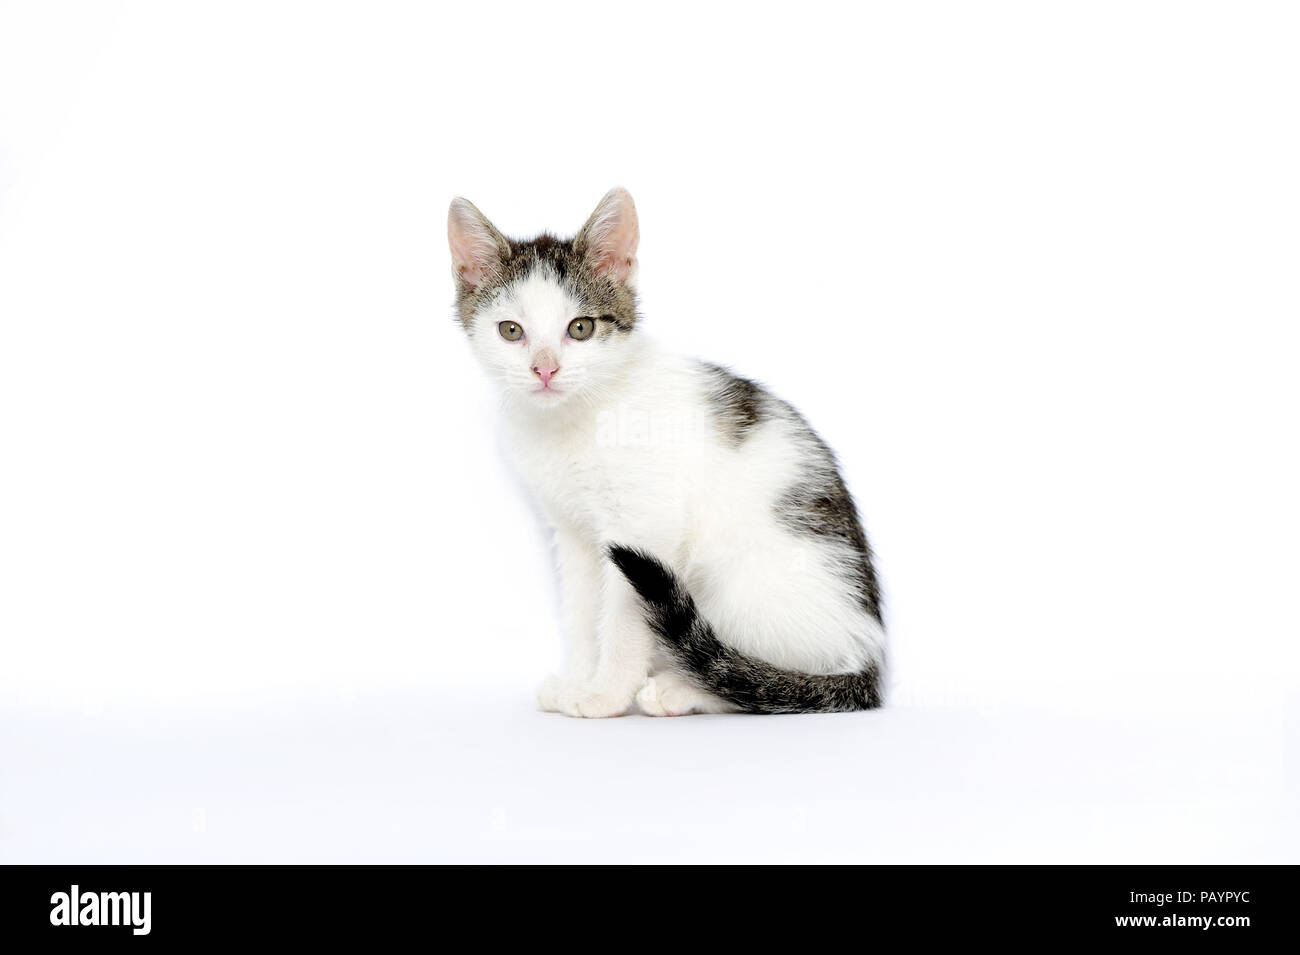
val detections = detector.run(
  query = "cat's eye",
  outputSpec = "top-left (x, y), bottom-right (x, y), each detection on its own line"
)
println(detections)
top-left (567, 317), bottom-right (595, 341)
top-left (498, 321), bottom-right (523, 341)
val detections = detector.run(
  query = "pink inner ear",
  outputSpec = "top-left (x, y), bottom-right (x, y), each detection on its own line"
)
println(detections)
top-left (448, 203), bottom-right (500, 287)
top-left (585, 192), bottom-right (639, 282)
top-left (590, 233), bottom-right (636, 282)
top-left (452, 242), bottom-right (492, 286)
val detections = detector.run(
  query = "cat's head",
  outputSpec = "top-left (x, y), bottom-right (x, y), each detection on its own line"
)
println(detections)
top-left (447, 188), bottom-right (641, 410)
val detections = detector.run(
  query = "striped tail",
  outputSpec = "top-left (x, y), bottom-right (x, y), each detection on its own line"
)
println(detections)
top-left (606, 545), bottom-right (882, 714)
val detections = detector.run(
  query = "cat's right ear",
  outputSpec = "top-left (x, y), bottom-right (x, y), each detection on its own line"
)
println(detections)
top-left (448, 198), bottom-right (508, 288)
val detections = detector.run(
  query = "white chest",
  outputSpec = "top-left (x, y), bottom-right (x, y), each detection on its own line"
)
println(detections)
top-left (504, 410), bottom-right (693, 540)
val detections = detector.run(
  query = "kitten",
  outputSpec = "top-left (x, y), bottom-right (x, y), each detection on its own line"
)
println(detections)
top-left (448, 188), bottom-right (885, 716)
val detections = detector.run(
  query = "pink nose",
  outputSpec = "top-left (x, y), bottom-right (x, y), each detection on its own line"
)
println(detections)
top-left (532, 362), bottom-right (559, 386)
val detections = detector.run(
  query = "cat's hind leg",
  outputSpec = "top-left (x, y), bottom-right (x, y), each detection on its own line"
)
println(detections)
top-left (636, 671), bottom-right (737, 717)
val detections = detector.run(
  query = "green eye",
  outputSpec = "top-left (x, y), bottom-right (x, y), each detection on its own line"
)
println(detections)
top-left (567, 317), bottom-right (595, 341)
top-left (498, 321), bottom-right (523, 341)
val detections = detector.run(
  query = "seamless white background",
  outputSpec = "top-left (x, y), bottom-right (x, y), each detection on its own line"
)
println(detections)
top-left (1, 1), bottom-right (1297, 862)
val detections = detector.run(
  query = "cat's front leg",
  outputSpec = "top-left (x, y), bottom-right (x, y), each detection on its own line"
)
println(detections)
top-left (536, 528), bottom-right (602, 713)
top-left (551, 554), bottom-right (654, 718)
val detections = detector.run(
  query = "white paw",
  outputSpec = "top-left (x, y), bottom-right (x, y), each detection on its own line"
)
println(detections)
top-left (537, 673), bottom-right (580, 713)
top-left (637, 673), bottom-right (733, 716)
top-left (561, 687), bottom-right (634, 719)
top-left (636, 675), bottom-right (693, 717)
top-left (539, 675), bottom-right (634, 718)
top-left (637, 676), bottom-right (674, 717)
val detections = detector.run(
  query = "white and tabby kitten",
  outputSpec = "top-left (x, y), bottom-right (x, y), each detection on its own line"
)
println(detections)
top-left (448, 189), bottom-right (885, 716)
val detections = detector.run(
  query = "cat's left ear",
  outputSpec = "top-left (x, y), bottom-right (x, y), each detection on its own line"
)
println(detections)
top-left (576, 187), bottom-right (639, 284)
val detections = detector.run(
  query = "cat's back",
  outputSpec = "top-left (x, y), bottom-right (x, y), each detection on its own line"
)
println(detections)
top-left (674, 357), bottom-right (885, 670)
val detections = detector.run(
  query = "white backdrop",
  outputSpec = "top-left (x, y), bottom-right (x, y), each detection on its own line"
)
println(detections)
top-left (1, 1), bottom-right (1296, 863)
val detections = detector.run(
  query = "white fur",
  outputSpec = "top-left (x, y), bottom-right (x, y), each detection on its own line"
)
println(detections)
top-left (466, 266), bottom-right (885, 718)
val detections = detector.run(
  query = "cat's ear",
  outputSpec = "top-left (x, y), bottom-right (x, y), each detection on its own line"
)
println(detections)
top-left (576, 187), bottom-right (639, 284)
top-left (448, 198), bottom-right (509, 288)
